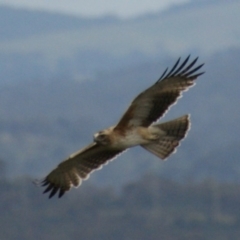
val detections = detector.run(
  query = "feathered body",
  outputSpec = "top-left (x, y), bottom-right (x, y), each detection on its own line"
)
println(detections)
top-left (39, 56), bottom-right (204, 198)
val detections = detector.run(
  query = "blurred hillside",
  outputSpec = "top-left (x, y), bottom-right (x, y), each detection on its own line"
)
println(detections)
top-left (0, 1), bottom-right (239, 82)
top-left (0, 1), bottom-right (239, 188)
top-left (1, 175), bottom-right (240, 240)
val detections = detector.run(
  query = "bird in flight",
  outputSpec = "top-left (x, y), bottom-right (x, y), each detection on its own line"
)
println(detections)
top-left (40, 56), bottom-right (204, 198)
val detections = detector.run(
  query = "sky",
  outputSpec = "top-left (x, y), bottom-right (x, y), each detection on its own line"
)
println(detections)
top-left (0, 0), bottom-right (190, 18)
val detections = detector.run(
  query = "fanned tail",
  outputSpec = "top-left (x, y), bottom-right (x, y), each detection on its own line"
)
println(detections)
top-left (141, 115), bottom-right (190, 160)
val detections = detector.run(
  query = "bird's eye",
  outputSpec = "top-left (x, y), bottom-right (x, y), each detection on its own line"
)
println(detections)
top-left (94, 132), bottom-right (108, 144)
top-left (94, 132), bottom-right (109, 145)
top-left (98, 134), bottom-right (106, 140)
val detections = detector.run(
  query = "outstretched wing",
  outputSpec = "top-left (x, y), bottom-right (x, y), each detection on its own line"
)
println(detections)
top-left (115, 56), bottom-right (204, 130)
top-left (40, 143), bottom-right (123, 198)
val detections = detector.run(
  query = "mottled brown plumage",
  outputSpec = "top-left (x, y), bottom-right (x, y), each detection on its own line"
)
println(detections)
top-left (39, 56), bottom-right (204, 198)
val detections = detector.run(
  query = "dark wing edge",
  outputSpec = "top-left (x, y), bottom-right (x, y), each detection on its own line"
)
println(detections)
top-left (143, 56), bottom-right (205, 125)
top-left (157, 55), bottom-right (205, 83)
top-left (115, 56), bottom-right (204, 129)
top-left (37, 144), bottom-right (124, 199)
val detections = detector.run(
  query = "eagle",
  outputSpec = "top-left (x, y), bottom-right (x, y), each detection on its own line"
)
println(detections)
top-left (40, 56), bottom-right (204, 198)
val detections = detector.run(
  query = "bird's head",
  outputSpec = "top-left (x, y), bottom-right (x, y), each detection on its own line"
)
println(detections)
top-left (93, 131), bottom-right (111, 145)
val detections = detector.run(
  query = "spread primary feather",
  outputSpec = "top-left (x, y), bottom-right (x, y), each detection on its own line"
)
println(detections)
top-left (39, 56), bottom-right (204, 198)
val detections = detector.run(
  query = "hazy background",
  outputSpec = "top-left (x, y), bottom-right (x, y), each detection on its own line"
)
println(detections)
top-left (0, 0), bottom-right (190, 18)
top-left (0, 0), bottom-right (240, 239)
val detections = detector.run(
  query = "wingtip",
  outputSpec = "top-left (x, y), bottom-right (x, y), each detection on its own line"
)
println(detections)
top-left (58, 189), bottom-right (65, 198)
top-left (40, 178), bottom-right (66, 199)
top-left (33, 177), bottom-right (58, 198)
top-left (186, 54), bottom-right (191, 61)
top-left (48, 187), bottom-right (59, 198)
top-left (158, 55), bottom-right (205, 81)
top-left (43, 183), bottom-right (53, 194)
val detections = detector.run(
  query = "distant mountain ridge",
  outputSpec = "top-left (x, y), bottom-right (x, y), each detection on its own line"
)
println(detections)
top-left (0, 0), bottom-right (239, 84)
top-left (0, 6), bottom-right (119, 41)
